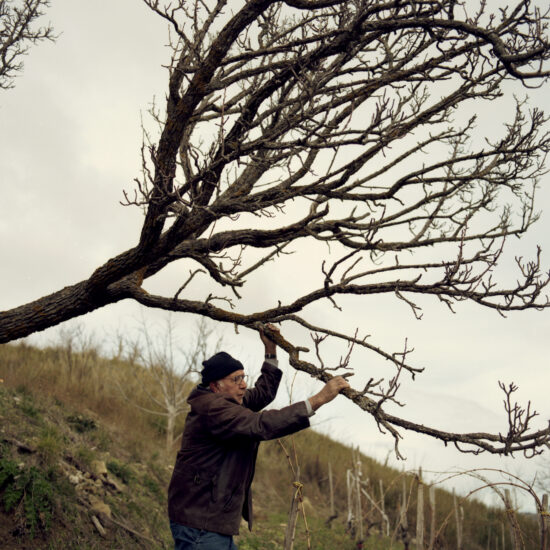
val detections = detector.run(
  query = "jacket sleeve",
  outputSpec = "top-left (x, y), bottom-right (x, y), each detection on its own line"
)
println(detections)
top-left (242, 361), bottom-right (282, 412)
top-left (205, 397), bottom-right (310, 442)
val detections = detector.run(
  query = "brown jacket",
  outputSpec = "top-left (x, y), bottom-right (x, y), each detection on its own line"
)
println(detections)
top-left (167, 361), bottom-right (310, 536)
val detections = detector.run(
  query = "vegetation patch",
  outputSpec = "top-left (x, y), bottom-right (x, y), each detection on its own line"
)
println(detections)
top-left (107, 460), bottom-right (135, 485)
top-left (0, 453), bottom-right (55, 538)
top-left (18, 398), bottom-right (41, 420)
top-left (37, 426), bottom-right (64, 464)
top-left (142, 474), bottom-right (163, 502)
top-left (74, 445), bottom-right (96, 469)
top-left (67, 414), bottom-right (97, 433)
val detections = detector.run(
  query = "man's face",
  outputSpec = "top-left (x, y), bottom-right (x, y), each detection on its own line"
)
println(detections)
top-left (211, 369), bottom-right (247, 404)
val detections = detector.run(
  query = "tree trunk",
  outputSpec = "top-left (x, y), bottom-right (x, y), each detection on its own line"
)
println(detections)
top-left (0, 279), bottom-right (123, 343)
top-left (166, 410), bottom-right (176, 453)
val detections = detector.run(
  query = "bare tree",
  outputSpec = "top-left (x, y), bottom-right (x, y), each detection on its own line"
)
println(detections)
top-left (0, 0), bottom-right (54, 89)
top-left (56, 323), bottom-right (101, 385)
top-left (116, 316), bottom-right (221, 452)
top-left (2, 0), bottom-right (550, 456)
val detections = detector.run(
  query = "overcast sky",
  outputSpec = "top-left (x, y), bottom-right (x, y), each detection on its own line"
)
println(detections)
top-left (1, 0), bottom-right (550, 512)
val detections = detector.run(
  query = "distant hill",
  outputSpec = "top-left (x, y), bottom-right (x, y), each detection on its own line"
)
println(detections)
top-left (0, 342), bottom-right (541, 549)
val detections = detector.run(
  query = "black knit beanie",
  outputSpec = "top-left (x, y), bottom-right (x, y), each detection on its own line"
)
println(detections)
top-left (201, 351), bottom-right (244, 385)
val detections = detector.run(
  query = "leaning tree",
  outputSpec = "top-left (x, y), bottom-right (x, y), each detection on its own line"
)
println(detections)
top-left (2, 0), bottom-right (550, 457)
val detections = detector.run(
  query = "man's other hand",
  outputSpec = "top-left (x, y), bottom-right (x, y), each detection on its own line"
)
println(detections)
top-left (308, 376), bottom-right (350, 411)
top-left (259, 323), bottom-right (279, 355)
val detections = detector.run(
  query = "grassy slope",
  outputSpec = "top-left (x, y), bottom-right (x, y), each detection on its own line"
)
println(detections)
top-left (0, 342), bottom-right (540, 549)
top-left (0, 384), bottom-right (172, 549)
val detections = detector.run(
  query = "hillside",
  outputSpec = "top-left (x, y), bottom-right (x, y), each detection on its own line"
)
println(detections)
top-left (0, 342), bottom-right (541, 549)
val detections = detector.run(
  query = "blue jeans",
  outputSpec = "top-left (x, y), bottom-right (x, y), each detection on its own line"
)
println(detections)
top-left (170, 522), bottom-right (238, 550)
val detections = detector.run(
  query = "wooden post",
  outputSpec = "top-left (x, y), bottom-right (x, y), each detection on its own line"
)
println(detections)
top-left (325, 460), bottom-right (337, 526)
top-left (504, 489), bottom-right (521, 550)
top-left (347, 469), bottom-right (355, 536)
top-left (354, 447), bottom-right (364, 542)
top-left (501, 521), bottom-right (506, 550)
top-left (540, 493), bottom-right (549, 550)
top-left (380, 479), bottom-right (389, 536)
top-left (399, 476), bottom-right (411, 550)
top-left (417, 468), bottom-right (424, 549)
top-left (428, 485), bottom-right (436, 550)
top-left (328, 461), bottom-right (335, 518)
top-left (360, 485), bottom-right (390, 538)
top-left (283, 467), bottom-right (301, 550)
top-left (453, 491), bottom-right (463, 550)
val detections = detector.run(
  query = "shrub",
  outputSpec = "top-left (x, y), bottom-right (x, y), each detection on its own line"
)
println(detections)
top-left (67, 414), bottom-right (97, 433)
top-left (75, 445), bottom-right (96, 468)
top-left (107, 459), bottom-right (135, 484)
top-left (37, 426), bottom-right (64, 464)
top-left (0, 455), bottom-right (55, 538)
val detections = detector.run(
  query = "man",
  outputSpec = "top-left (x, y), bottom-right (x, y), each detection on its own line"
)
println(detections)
top-left (168, 325), bottom-right (350, 550)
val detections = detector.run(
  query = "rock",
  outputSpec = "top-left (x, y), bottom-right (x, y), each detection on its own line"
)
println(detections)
top-left (68, 470), bottom-right (85, 485)
top-left (91, 460), bottom-right (108, 477)
top-left (88, 495), bottom-right (112, 519)
top-left (104, 474), bottom-right (124, 493)
top-left (68, 474), bottom-right (81, 485)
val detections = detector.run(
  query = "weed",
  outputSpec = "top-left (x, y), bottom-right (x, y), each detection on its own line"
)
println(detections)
top-left (24, 467), bottom-right (55, 537)
top-left (90, 427), bottom-right (111, 451)
top-left (107, 459), bottom-right (135, 484)
top-left (67, 414), bottom-right (97, 433)
top-left (15, 383), bottom-right (31, 396)
top-left (54, 473), bottom-right (76, 499)
top-left (0, 445), bottom-right (18, 491)
top-left (0, 455), bottom-right (20, 506)
top-left (0, 387), bottom-right (7, 413)
top-left (126, 499), bottom-right (144, 518)
top-left (142, 474), bottom-right (163, 501)
top-left (75, 445), bottom-right (96, 468)
top-left (37, 426), bottom-right (63, 464)
top-left (0, 458), bottom-right (55, 538)
top-left (20, 397), bottom-right (41, 419)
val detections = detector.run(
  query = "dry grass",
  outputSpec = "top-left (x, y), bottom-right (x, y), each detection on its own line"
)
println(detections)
top-left (0, 341), bottom-right (186, 461)
top-left (0, 340), bottom-right (543, 550)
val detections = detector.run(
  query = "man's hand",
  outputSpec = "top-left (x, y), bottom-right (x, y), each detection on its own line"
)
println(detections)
top-left (259, 323), bottom-right (279, 356)
top-left (308, 376), bottom-right (350, 411)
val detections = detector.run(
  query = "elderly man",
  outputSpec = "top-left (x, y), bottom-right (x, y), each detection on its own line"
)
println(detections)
top-left (168, 326), bottom-right (350, 550)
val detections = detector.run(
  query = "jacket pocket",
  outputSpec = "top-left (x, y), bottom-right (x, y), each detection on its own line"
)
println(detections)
top-left (222, 486), bottom-right (242, 512)
top-left (186, 469), bottom-right (218, 503)
top-left (169, 464), bottom-right (218, 510)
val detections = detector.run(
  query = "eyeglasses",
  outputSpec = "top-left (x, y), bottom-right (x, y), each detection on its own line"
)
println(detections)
top-left (227, 374), bottom-right (247, 385)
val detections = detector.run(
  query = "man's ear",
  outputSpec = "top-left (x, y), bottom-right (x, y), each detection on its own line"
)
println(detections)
top-left (209, 381), bottom-right (220, 393)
